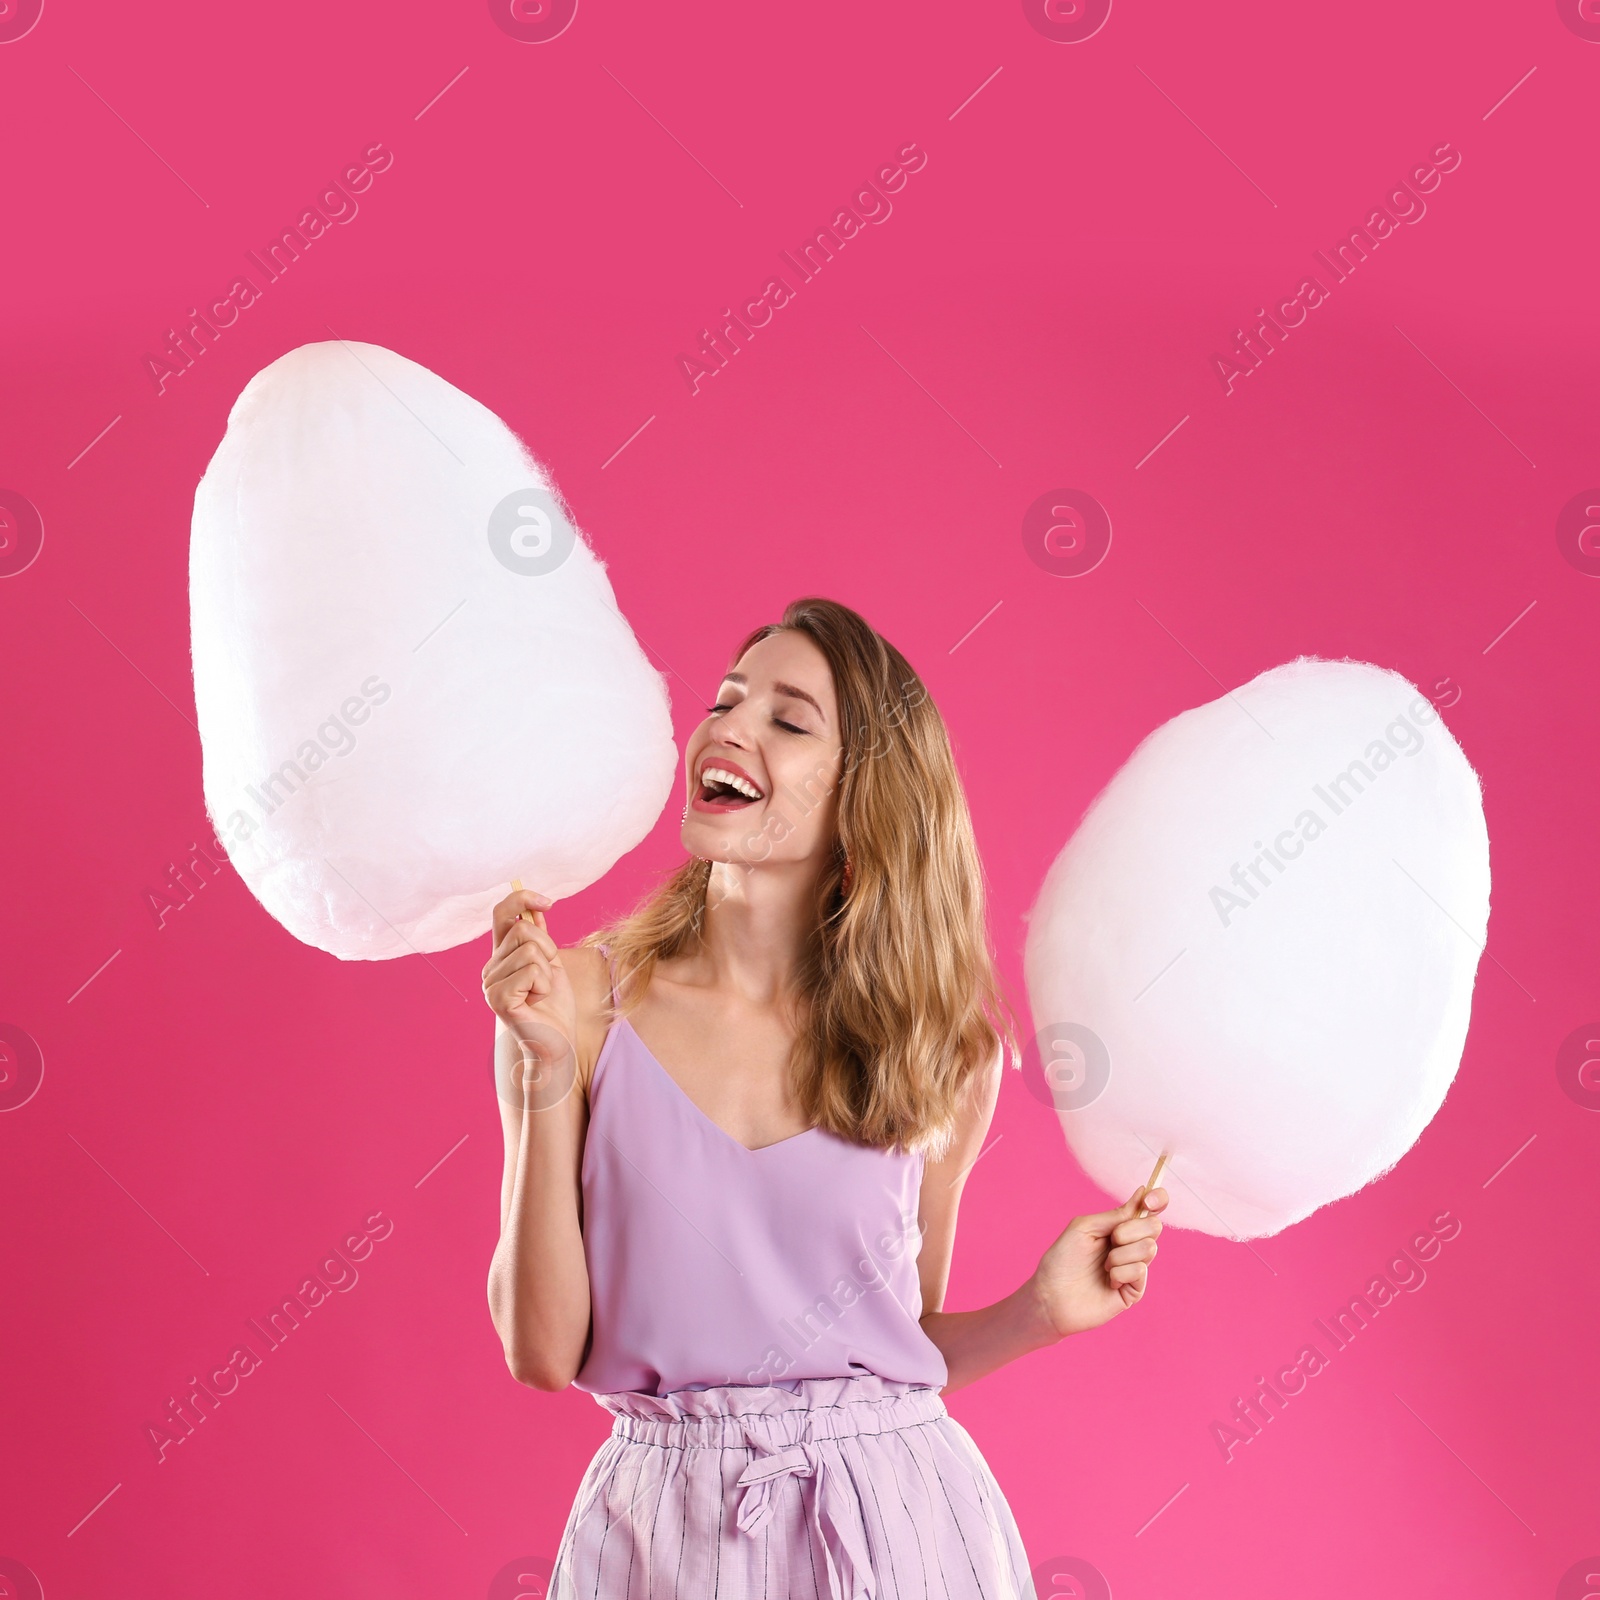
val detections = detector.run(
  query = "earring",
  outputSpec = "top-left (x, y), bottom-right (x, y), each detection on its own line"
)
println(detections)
top-left (840, 855), bottom-right (854, 896)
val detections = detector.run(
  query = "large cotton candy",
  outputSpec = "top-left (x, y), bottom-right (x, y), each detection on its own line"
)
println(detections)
top-left (190, 341), bottom-right (676, 960)
top-left (1024, 658), bottom-right (1490, 1239)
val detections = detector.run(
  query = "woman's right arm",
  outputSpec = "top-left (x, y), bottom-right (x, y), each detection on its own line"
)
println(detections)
top-left (482, 890), bottom-right (605, 1390)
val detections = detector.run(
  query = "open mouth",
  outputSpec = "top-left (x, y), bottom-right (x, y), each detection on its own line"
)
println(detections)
top-left (694, 763), bottom-right (765, 812)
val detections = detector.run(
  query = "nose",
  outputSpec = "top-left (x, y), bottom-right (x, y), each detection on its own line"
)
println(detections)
top-left (706, 704), bottom-right (755, 747)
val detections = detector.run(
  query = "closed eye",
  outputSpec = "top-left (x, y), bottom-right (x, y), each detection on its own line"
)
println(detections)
top-left (706, 702), bottom-right (810, 735)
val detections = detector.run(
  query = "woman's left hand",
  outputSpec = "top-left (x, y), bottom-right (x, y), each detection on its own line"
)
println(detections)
top-left (1029, 1185), bottom-right (1169, 1338)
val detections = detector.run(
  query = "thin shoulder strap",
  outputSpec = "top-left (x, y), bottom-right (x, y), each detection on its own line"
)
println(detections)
top-left (595, 941), bottom-right (620, 1010)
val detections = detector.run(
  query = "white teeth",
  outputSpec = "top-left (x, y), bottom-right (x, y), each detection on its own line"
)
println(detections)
top-left (701, 766), bottom-right (762, 800)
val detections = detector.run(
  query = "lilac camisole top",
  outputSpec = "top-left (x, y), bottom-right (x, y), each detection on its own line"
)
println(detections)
top-left (573, 996), bottom-right (949, 1398)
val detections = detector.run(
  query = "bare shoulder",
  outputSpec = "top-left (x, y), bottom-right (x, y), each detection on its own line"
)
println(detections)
top-left (561, 943), bottom-right (613, 1089)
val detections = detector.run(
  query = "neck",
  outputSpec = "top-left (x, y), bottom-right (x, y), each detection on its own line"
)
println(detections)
top-left (696, 858), bottom-right (821, 1006)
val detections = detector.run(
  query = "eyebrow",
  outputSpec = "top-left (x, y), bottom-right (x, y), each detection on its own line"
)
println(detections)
top-left (721, 671), bottom-right (828, 723)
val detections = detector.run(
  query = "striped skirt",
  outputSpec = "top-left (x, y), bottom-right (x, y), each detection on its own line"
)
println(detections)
top-left (550, 1374), bottom-right (1033, 1599)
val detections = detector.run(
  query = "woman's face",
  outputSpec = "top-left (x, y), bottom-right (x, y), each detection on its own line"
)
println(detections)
top-left (682, 629), bottom-right (844, 871)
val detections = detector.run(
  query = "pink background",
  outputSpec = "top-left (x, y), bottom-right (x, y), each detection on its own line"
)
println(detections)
top-left (2, 1), bottom-right (1597, 1596)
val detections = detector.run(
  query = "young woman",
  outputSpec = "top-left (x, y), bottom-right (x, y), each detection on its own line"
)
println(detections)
top-left (484, 597), bottom-right (1168, 1598)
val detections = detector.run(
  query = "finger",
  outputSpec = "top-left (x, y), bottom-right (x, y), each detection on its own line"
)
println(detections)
top-left (1078, 1188), bottom-right (1150, 1239)
top-left (1106, 1240), bottom-right (1158, 1268)
top-left (487, 925), bottom-right (541, 976)
top-left (1111, 1215), bottom-right (1164, 1247)
top-left (505, 913), bottom-right (561, 966)
top-left (491, 917), bottom-right (534, 964)
top-left (493, 914), bottom-right (562, 971)
top-left (484, 972), bottom-right (553, 1016)
top-left (491, 896), bottom-right (524, 947)
top-left (508, 878), bottom-right (552, 920)
top-left (499, 910), bottom-right (563, 971)
top-left (499, 891), bottom-right (552, 945)
top-left (526, 911), bottom-right (564, 966)
top-left (492, 889), bottom-right (553, 946)
top-left (486, 941), bottom-right (552, 984)
top-left (1109, 1261), bottom-right (1149, 1288)
top-left (484, 946), bottom-right (553, 1002)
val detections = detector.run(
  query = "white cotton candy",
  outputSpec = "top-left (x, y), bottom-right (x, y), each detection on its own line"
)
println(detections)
top-left (190, 341), bottom-right (676, 960)
top-left (1024, 658), bottom-right (1490, 1239)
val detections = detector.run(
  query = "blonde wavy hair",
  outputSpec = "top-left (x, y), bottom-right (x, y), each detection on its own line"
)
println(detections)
top-left (585, 597), bottom-right (1017, 1156)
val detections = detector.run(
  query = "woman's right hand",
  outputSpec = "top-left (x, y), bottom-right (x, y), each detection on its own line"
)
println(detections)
top-left (483, 888), bottom-right (593, 1389)
top-left (481, 889), bottom-right (579, 1105)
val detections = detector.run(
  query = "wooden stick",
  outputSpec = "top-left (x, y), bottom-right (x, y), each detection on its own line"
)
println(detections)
top-left (1137, 1149), bottom-right (1170, 1218)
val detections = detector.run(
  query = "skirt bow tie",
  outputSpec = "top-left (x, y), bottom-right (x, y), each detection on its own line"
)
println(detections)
top-left (736, 1432), bottom-right (875, 1599)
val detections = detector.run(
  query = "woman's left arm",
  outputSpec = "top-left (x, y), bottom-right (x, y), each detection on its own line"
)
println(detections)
top-left (916, 1052), bottom-right (1168, 1392)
